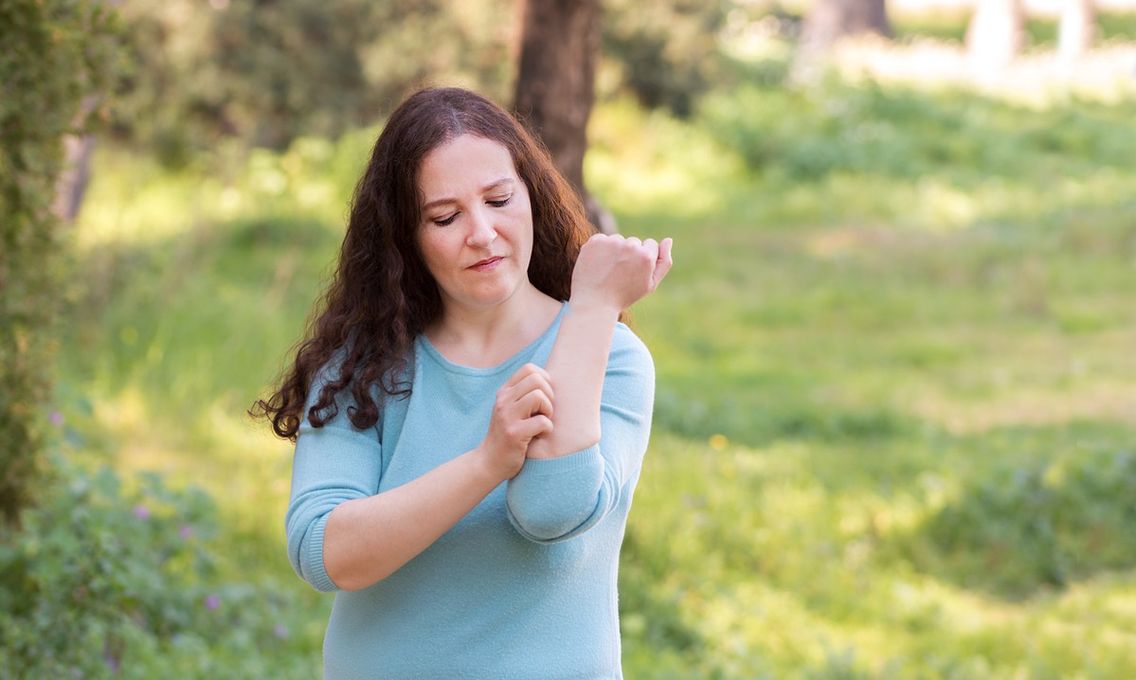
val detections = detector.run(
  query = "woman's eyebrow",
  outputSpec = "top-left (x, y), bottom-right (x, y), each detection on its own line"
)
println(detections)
top-left (421, 178), bottom-right (514, 211)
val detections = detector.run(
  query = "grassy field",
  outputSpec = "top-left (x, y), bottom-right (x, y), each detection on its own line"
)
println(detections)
top-left (53, 78), bottom-right (1136, 678)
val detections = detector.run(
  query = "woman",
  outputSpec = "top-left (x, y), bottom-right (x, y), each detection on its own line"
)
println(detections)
top-left (255, 87), bottom-right (673, 679)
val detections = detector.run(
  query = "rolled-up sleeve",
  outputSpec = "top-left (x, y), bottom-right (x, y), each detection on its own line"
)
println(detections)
top-left (284, 361), bottom-right (383, 592)
top-left (505, 326), bottom-right (655, 543)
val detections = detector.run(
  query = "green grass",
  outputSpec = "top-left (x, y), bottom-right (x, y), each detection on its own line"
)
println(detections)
top-left (52, 79), bottom-right (1136, 678)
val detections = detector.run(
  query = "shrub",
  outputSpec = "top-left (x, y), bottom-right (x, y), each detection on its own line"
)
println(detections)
top-left (0, 456), bottom-right (299, 678)
top-left (0, 0), bottom-right (120, 523)
top-left (698, 81), bottom-right (1136, 183)
top-left (901, 446), bottom-right (1136, 599)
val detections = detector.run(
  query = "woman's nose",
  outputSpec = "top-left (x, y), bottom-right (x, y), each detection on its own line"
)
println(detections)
top-left (465, 207), bottom-right (497, 248)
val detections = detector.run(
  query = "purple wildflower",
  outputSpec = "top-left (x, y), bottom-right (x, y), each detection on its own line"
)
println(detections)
top-left (178, 524), bottom-right (193, 540)
top-left (132, 504), bottom-right (150, 520)
top-left (205, 594), bottom-right (220, 610)
top-left (50, 411), bottom-right (64, 427)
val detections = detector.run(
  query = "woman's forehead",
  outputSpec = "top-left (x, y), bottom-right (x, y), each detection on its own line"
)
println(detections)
top-left (418, 135), bottom-right (520, 199)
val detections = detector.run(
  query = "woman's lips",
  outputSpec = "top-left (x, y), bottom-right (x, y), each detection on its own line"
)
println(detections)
top-left (468, 256), bottom-right (504, 271)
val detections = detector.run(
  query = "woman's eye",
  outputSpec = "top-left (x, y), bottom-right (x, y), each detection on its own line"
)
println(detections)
top-left (487, 196), bottom-right (511, 208)
top-left (433, 213), bottom-right (458, 226)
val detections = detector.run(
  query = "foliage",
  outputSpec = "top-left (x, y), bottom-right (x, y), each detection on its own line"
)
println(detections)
top-left (110, 0), bottom-right (515, 157)
top-left (602, 0), bottom-right (730, 117)
top-left (699, 78), bottom-right (1136, 183)
top-left (901, 445), bottom-right (1136, 599)
top-left (0, 454), bottom-right (311, 678)
top-left (110, 0), bottom-right (787, 153)
top-left (0, 0), bottom-right (120, 524)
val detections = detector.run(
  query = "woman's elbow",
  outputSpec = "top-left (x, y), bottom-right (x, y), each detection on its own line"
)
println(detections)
top-left (285, 537), bottom-right (341, 593)
top-left (322, 516), bottom-right (397, 591)
top-left (324, 555), bottom-right (395, 592)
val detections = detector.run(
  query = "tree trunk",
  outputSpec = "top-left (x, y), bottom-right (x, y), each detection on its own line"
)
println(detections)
top-left (794, 0), bottom-right (891, 82)
top-left (1058, 0), bottom-right (1095, 62)
top-left (512, 0), bottom-right (615, 234)
top-left (800, 0), bottom-right (891, 50)
top-left (53, 134), bottom-right (95, 223)
top-left (967, 0), bottom-right (1024, 71)
top-left (52, 93), bottom-right (100, 223)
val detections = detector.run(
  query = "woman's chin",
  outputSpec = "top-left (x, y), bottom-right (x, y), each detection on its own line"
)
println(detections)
top-left (451, 285), bottom-right (522, 311)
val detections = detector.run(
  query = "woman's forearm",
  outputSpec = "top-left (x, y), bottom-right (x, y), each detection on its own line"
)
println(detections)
top-left (322, 447), bottom-right (502, 591)
top-left (526, 301), bottom-right (621, 460)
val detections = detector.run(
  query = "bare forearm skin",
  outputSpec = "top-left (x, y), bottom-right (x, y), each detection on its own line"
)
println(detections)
top-left (323, 447), bottom-right (502, 591)
top-left (526, 301), bottom-right (621, 460)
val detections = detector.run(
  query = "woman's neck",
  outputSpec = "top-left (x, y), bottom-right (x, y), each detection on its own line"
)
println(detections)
top-left (425, 284), bottom-right (563, 368)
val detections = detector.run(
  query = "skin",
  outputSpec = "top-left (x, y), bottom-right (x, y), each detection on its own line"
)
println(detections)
top-left (321, 134), bottom-right (673, 591)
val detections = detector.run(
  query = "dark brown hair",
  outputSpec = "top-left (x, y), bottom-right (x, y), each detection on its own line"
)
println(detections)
top-left (251, 87), bottom-right (591, 441)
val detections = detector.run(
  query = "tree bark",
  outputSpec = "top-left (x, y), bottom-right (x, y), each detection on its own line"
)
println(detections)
top-left (53, 134), bottom-right (95, 223)
top-left (52, 83), bottom-right (100, 224)
top-left (794, 0), bottom-right (891, 82)
top-left (799, 0), bottom-right (891, 51)
top-left (1058, 0), bottom-right (1095, 62)
top-left (967, 0), bottom-right (1025, 71)
top-left (512, 0), bottom-right (614, 234)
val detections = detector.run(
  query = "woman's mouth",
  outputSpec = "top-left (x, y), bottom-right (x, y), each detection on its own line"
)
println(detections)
top-left (468, 256), bottom-right (504, 271)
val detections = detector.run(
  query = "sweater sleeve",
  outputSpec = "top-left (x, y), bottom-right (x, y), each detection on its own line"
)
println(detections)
top-left (284, 358), bottom-right (383, 592)
top-left (505, 324), bottom-right (655, 544)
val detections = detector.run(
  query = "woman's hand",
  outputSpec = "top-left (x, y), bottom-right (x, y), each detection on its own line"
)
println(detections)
top-left (477, 363), bottom-right (555, 481)
top-left (570, 235), bottom-right (674, 312)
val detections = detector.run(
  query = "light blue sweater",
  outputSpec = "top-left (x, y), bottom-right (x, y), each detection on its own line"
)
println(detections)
top-left (285, 303), bottom-right (655, 679)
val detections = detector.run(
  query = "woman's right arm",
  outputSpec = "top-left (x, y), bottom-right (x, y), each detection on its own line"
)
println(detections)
top-left (285, 362), bottom-right (553, 592)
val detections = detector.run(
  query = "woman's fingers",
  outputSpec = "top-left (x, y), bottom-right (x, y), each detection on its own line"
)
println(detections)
top-left (516, 413), bottom-right (554, 441)
top-left (571, 233), bottom-right (674, 308)
top-left (503, 363), bottom-right (552, 392)
top-left (516, 388), bottom-right (553, 420)
top-left (641, 238), bottom-right (660, 273)
top-left (506, 368), bottom-right (553, 404)
top-left (652, 237), bottom-right (674, 290)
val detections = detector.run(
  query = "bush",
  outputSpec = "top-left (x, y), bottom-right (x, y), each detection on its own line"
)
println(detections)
top-left (698, 81), bottom-right (1136, 183)
top-left (901, 446), bottom-right (1136, 599)
top-left (0, 457), bottom-right (299, 678)
top-left (0, 0), bottom-right (120, 523)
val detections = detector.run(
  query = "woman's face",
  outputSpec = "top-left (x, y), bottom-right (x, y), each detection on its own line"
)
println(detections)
top-left (416, 134), bottom-right (535, 314)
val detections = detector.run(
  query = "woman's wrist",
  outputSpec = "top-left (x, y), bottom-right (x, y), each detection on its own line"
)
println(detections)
top-left (565, 296), bottom-right (622, 321)
top-left (469, 444), bottom-right (511, 484)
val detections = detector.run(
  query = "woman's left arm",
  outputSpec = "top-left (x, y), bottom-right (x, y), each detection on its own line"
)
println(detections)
top-left (506, 236), bottom-right (672, 543)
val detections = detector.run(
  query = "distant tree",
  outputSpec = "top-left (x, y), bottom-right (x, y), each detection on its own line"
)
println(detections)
top-left (53, 96), bottom-right (100, 223)
top-left (0, 0), bottom-right (120, 524)
top-left (513, 0), bottom-right (614, 233)
top-left (794, 0), bottom-right (891, 80)
top-left (800, 0), bottom-right (891, 50)
top-left (603, 0), bottom-right (727, 117)
top-left (1058, 0), bottom-right (1096, 61)
top-left (110, 0), bottom-right (516, 157)
top-left (967, 0), bottom-right (1025, 70)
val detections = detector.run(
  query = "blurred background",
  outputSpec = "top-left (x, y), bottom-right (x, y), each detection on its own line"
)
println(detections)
top-left (3, 0), bottom-right (1136, 677)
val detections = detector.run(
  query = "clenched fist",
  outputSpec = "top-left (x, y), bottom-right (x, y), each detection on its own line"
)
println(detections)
top-left (569, 235), bottom-right (674, 312)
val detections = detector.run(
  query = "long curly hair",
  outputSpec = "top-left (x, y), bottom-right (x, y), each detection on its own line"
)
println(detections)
top-left (251, 87), bottom-right (592, 441)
